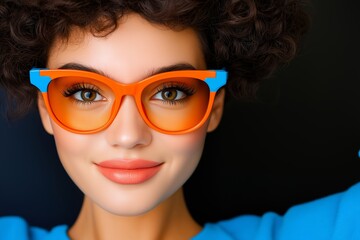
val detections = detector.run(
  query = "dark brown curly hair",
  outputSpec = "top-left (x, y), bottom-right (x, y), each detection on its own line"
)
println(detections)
top-left (0, 0), bottom-right (310, 117)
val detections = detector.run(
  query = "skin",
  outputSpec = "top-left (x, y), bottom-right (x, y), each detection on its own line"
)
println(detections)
top-left (37, 13), bottom-right (225, 240)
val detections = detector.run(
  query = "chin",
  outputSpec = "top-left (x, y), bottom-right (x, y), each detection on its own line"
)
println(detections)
top-left (98, 197), bottom-right (163, 217)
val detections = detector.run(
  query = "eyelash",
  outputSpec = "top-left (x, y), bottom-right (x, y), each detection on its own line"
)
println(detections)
top-left (154, 82), bottom-right (196, 105)
top-left (60, 81), bottom-right (196, 106)
top-left (62, 83), bottom-right (102, 104)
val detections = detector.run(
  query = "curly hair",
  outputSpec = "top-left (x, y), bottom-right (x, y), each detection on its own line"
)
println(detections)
top-left (0, 0), bottom-right (310, 117)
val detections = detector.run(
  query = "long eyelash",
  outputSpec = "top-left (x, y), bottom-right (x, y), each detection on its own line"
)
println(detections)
top-left (155, 82), bottom-right (196, 97)
top-left (62, 83), bottom-right (101, 97)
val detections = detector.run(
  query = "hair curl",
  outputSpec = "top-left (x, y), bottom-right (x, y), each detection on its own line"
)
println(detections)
top-left (0, 0), bottom-right (310, 117)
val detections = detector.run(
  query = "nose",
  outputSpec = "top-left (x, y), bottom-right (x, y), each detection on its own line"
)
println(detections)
top-left (105, 96), bottom-right (152, 148)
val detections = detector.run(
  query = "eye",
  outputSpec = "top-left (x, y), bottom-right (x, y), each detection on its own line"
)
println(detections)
top-left (63, 83), bottom-right (106, 103)
top-left (73, 89), bottom-right (103, 102)
top-left (151, 81), bottom-right (195, 104)
top-left (154, 88), bottom-right (187, 101)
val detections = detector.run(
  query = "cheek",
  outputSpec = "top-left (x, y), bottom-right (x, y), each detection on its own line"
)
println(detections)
top-left (52, 127), bottom-right (89, 161)
top-left (164, 120), bottom-right (209, 156)
top-left (169, 131), bottom-right (206, 161)
top-left (50, 124), bottom-right (96, 182)
top-left (159, 124), bottom-right (208, 189)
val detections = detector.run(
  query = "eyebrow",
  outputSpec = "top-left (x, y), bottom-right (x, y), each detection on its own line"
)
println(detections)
top-left (58, 63), bottom-right (108, 77)
top-left (148, 63), bottom-right (196, 76)
top-left (57, 62), bottom-right (197, 79)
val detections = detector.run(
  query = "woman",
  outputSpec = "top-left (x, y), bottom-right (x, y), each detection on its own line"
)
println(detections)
top-left (3, 1), bottom-right (357, 240)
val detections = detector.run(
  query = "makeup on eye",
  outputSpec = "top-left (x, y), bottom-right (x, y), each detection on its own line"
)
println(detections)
top-left (151, 80), bottom-right (196, 105)
top-left (58, 74), bottom-right (201, 107)
top-left (62, 82), bottom-right (106, 104)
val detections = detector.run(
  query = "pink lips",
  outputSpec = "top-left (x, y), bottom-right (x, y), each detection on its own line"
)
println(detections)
top-left (96, 160), bottom-right (163, 184)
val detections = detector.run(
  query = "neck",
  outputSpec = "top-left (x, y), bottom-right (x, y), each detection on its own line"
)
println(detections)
top-left (68, 188), bottom-right (202, 240)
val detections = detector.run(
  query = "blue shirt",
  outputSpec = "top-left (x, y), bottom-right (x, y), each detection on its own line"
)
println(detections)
top-left (1, 182), bottom-right (360, 240)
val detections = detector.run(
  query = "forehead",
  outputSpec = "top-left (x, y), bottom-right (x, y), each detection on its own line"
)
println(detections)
top-left (47, 13), bottom-right (206, 82)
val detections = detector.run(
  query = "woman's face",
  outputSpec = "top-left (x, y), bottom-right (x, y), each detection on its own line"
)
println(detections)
top-left (38, 13), bottom-right (224, 216)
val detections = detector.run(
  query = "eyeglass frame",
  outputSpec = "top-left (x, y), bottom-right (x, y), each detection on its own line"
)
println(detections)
top-left (30, 68), bottom-right (227, 135)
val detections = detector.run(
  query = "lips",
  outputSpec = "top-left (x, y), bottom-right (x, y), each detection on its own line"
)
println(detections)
top-left (96, 159), bottom-right (163, 184)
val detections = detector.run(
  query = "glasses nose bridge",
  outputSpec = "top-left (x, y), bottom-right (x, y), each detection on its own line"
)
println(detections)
top-left (113, 81), bottom-right (141, 99)
top-left (112, 81), bottom-right (144, 119)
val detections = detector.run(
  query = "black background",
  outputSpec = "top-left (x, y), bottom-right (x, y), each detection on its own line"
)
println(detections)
top-left (1, 0), bottom-right (360, 229)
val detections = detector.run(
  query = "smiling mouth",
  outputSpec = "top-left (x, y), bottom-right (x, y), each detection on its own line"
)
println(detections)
top-left (96, 160), bottom-right (163, 184)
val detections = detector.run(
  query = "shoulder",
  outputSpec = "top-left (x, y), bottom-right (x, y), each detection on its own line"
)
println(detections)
top-left (277, 182), bottom-right (360, 239)
top-left (195, 182), bottom-right (360, 240)
top-left (0, 216), bottom-right (69, 240)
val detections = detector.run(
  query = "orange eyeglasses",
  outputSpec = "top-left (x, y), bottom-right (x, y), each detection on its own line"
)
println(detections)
top-left (30, 68), bottom-right (227, 135)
